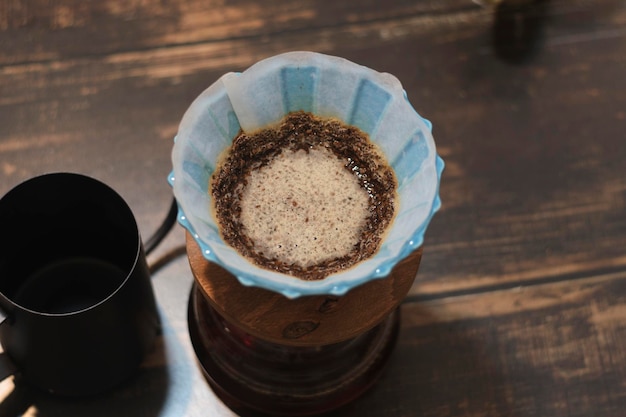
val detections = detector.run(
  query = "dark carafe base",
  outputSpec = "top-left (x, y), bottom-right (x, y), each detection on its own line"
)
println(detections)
top-left (187, 284), bottom-right (400, 416)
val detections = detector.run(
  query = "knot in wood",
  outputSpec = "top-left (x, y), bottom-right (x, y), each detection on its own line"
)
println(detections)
top-left (282, 320), bottom-right (320, 339)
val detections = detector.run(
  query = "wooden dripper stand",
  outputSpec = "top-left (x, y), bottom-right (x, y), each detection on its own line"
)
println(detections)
top-left (186, 232), bottom-right (423, 416)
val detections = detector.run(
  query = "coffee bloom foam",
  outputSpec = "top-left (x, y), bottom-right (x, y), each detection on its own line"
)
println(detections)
top-left (240, 147), bottom-right (370, 267)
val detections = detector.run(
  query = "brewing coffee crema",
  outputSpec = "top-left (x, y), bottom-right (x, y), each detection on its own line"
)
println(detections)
top-left (210, 111), bottom-right (397, 280)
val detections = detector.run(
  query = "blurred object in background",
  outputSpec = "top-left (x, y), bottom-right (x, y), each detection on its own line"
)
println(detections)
top-left (485, 0), bottom-right (550, 64)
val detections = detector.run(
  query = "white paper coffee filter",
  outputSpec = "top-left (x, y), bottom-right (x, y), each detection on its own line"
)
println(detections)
top-left (170, 51), bottom-right (443, 299)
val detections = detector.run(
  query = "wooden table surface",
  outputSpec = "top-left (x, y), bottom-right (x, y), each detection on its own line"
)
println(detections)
top-left (1, 0), bottom-right (625, 415)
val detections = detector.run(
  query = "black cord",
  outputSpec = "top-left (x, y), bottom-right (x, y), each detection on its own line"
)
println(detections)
top-left (144, 197), bottom-right (178, 256)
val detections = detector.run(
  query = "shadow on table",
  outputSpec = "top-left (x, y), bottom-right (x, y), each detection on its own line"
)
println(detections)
top-left (226, 305), bottom-right (521, 417)
top-left (319, 304), bottom-right (528, 417)
top-left (0, 337), bottom-right (169, 417)
top-left (0, 343), bottom-right (170, 417)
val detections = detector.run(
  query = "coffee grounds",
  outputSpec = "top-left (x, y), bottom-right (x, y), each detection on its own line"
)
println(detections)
top-left (211, 111), bottom-right (397, 280)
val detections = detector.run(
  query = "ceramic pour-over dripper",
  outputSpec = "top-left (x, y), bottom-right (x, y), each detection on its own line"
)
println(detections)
top-left (169, 51), bottom-right (443, 299)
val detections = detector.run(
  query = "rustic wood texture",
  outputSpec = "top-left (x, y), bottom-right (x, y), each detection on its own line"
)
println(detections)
top-left (1, 0), bottom-right (625, 297)
top-left (322, 271), bottom-right (626, 417)
top-left (0, 0), bottom-right (476, 65)
top-left (1, 0), bottom-right (626, 415)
